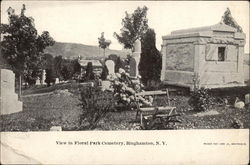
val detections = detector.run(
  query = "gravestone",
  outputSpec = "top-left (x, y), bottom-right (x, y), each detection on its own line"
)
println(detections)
top-left (129, 39), bottom-right (141, 77)
top-left (101, 80), bottom-right (111, 91)
top-left (0, 69), bottom-right (23, 115)
top-left (50, 126), bottom-right (62, 131)
top-left (41, 70), bottom-right (46, 85)
top-left (245, 94), bottom-right (250, 105)
top-left (35, 78), bottom-right (41, 85)
top-left (105, 60), bottom-right (115, 74)
top-left (55, 78), bottom-right (59, 84)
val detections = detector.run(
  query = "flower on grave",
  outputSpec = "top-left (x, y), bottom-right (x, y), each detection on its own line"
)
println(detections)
top-left (119, 68), bottom-right (125, 74)
top-left (115, 73), bottom-right (121, 79)
top-left (108, 69), bottom-right (152, 108)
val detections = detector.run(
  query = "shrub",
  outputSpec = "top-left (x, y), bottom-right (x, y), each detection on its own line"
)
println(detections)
top-left (78, 87), bottom-right (115, 130)
top-left (101, 64), bottom-right (109, 80)
top-left (188, 88), bottom-right (212, 112)
top-left (108, 69), bottom-right (153, 108)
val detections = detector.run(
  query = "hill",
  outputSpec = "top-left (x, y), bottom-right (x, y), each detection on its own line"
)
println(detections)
top-left (44, 42), bottom-right (129, 59)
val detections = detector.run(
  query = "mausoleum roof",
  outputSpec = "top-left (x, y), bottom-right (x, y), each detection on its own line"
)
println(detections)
top-left (171, 23), bottom-right (237, 35)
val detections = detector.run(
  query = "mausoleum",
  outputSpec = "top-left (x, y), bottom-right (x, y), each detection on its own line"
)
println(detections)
top-left (161, 23), bottom-right (246, 89)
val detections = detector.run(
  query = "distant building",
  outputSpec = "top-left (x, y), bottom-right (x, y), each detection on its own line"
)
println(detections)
top-left (78, 59), bottom-right (103, 77)
top-left (161, 23), bottom-right (246, 89)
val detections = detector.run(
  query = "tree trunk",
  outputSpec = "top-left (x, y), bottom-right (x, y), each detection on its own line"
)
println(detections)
top-left (19, 75), bottom-right (22, 100)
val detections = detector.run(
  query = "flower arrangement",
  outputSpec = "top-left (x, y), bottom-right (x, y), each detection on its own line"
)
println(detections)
top-left (107, 69), bottom-right (153, 108)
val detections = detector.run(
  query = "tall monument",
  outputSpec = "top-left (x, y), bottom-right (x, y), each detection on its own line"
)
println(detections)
top-left (0, 69), bottom-right (23, 115)
top-left (129, 39), bottom-right (141, 78)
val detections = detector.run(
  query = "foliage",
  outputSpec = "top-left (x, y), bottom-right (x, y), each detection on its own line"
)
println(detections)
top-left (45, 68), bottom-right (56, 86)
top-left (98, 32), bottom-right (111, 57)
top-left (108, 54), bottom-right (118, 62)
top-left (73, 59), bottom-right (81, 74)
top-left (114, 6), bottom-right (149, 49)
top-left (139, 28), bottom-right (162, 85)
top-left (61, 65), bottom-right (71, 81)
top-left (53, 56), bottom-right (63, 79)
top-left (79, 87), bottom-right (115, 130)
top-left (101, 64), bottom-right (109, 80)
top-left (115, 57), bottom-right (125, 72)
top-left (188, 74), bottom-right (213, 111)
top-left (222, 8), bottom-right (243, 32)
top-left (108, 69), bottom-right (153, 108)
top-left (85, 62), bottom-right (95, 81)
top-left (0, 4), bottom-right (55, 80)
top-left (188, 88), bottom-right (213, 112)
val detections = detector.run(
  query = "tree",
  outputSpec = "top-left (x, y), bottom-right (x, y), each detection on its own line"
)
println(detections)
top-left (101, 64), bottom-right (109, 80)
top-left (0, 4), bottom-right (55, 86)
top-left (85, 62), bottom-right (95, 81)
top-left (43, 54), bottom-right (56, 86)
top-left (115, 57), bottom-right (124, 73)
top-left (45, 68), bottom-right (56, 86)
top-left (54, 56), bottom-right (63, 79)
top-left (73, 59), bottom-right (81, 74)
top-left (222, 8), bottom-right (243, 32)
top-left (98, 32), bottom-right (111, 57)
top-left (114, 6), bottom-right (149, 50)
top-left (139, 28), bottom-right (162, 85)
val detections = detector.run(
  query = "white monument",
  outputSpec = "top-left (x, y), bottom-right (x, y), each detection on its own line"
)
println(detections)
top-left (55, 78), bottom-right (59, 84)
top-left (130, 39), bottom-right (141, 77)
top-left (41, 70), bottom-right (46, 85)
top-left (0, 69), bottom-right (23, 115)
top-left (105, 60), bottom-right (115, 74)
top-left (35, 78), bottom-right (41, 85)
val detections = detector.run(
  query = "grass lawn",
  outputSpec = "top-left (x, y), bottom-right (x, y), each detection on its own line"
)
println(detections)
top-left (1, 84), bottom-right (249, 131)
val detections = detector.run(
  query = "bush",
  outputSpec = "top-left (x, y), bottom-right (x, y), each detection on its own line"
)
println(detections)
top-left (78, 87), bottom-right (115, 130)
top-left (101, 64), bottom-right (109, 80)
top-left (188, 88), bottom-right (212, 112)
top-left (108, 69), bottom-right (153, 108)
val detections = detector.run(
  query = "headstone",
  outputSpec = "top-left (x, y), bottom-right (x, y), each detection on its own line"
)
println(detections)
top-left (0, 69), bottom-right (23, 115)
top-left (245, 94), bottom-right (250, 105)
top-left (129, 39), bottom-right (141, 78)
top-left (105, 60), bottom-right (115, 74)
top-left (101, 80), bottom-right (111, 91)
top-left (50, 126), bottom-right (62, 131)
top-left (35, 78), bottom-right (41, 85)
top-left (41, 70), bottom-right (46, 85)
top-left (55, 78), bottom-right (59, 84)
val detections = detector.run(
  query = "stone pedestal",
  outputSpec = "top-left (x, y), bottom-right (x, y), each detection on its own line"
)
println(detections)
top-left (35, 78), bottom-right (41, 85)
top-left (55, 78), bottom-right (59, 84)
top-left (0, 69), bottom-right (23, 115)
top-left (41, 70), bottom-right (46, 85)
top-left (101, 80), bottom-right (111, 91)
top-left (129, 39), bottom-right (141, 78)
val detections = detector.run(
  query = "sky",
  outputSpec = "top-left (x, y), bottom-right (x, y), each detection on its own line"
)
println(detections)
top-left (1, 1), bottom-right (249, 53)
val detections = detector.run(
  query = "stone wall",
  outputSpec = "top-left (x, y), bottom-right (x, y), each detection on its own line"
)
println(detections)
top-left (165, 44), bottom-right (194, 72)
top-left (244, 54), bottom-right (250, 84)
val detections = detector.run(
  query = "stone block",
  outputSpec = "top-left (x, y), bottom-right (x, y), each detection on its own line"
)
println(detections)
top-left (50, 126), bottom-right (62, 131)
top-left (245, 94), bottom-right (250, 105)
top-left (0, 69), bottom-right (23, 115)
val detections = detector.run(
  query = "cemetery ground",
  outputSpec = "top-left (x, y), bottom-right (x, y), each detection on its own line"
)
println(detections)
top-left (0, 83), bottom-right (249, 131)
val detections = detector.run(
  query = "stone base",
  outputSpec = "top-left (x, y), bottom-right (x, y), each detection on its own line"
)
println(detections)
top-left (0, 69), bottom-right (23, 115)
top-left (0, 93), bottom-right (23, 115)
